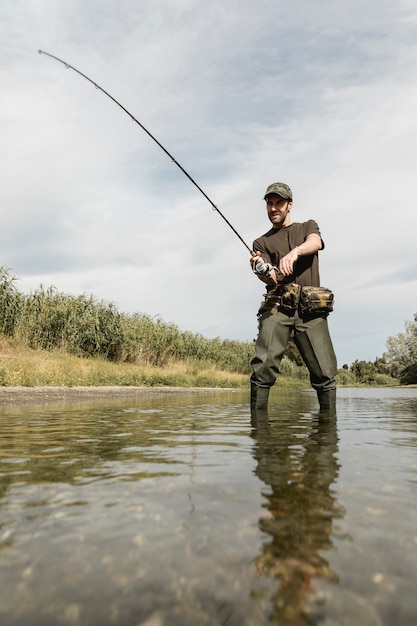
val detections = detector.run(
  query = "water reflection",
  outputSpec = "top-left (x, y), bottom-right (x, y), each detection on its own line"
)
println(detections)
top-left (1, 389), bottom-right (417, 625)
top-left (251, 408), bottom-right (344, 624)
top-left (0, 401), bottom-right (203, 494)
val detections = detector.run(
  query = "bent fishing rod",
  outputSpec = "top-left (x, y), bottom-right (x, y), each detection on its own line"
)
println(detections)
top-left (38, 49), bottom-right (253, 255)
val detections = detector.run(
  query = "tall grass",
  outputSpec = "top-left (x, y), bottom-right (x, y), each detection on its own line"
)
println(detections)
top-left (0, 267), bottom-right (24, 337)
top-left (0, 267), bottom-right (269, 378)
top-left (18, 286), bottom-right (125, 360)
top-left (4, 267), bottom-right (374, 389)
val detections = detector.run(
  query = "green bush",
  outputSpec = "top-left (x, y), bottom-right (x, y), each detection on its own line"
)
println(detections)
top-left (279, 356), bottom-right (309, 380)
top-left (336, 368), bottom-right (356, 386)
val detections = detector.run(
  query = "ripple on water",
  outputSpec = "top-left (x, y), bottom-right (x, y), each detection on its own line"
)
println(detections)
top-left (0, 388), bottom-right (416, 625)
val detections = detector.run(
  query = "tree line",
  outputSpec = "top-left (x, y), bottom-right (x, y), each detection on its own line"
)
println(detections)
top-left (337, 314), bottom-right (417, 385)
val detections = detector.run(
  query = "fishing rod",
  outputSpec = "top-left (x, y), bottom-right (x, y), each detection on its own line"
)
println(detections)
top-left (38, 49), bottom-right (253, 255)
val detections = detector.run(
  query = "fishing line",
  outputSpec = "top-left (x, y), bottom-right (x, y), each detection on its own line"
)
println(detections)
top-left (38, 49), bottom-right (253, 254)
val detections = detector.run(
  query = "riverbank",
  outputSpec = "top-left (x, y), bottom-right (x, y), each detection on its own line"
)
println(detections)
top-left (0, 385), bottom-right (240, 406)
top-left (0, 337), bottom-right (248, 391)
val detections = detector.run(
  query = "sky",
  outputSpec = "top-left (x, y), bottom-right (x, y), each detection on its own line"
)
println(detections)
top-left (1, 0), bottom-right (417, 366)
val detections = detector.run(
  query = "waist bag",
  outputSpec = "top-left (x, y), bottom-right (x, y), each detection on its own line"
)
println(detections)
top-left (259, 283), bottom-right (298, 314)
top-left (299, 286), bottom-right (334, 314)
top-left (259, 283), bottom-right (334, 315)
top-left (280, 283), bottom-right (301, 313)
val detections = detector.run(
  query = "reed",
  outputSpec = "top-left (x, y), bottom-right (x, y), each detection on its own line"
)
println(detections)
top-left (0, 266), bottom-right (311, 387)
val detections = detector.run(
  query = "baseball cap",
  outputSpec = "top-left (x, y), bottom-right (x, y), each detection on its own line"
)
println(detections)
top-left (263, 182), bottom-right (293, 200)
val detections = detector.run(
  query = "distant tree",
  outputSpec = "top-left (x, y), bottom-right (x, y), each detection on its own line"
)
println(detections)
top-left (401, 362), bottom-right (417, 385)
top-left (349, 360), bottom-right (379, 385)
top-left (383, 313), bottom-right (417, 382)
top-left (373, 357), bottom-right (391, 375)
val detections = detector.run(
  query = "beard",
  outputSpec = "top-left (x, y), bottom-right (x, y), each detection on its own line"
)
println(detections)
top-left (269, 210), bottom-right (289, 226)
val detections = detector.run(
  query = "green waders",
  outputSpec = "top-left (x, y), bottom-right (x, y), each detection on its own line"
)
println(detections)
top-left (250, 383), bottom-right (270, 414)
top-left (250, 308), bottom-right (337, 414)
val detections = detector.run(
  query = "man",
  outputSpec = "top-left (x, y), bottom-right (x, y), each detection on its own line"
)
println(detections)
top-left (250, 182), bottom-right (337, 414)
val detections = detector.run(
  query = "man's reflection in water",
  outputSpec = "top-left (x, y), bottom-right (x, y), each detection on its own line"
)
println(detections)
top-left (251, 407), bottom-right (344, 624)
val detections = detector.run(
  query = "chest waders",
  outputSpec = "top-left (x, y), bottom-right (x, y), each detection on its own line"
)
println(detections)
top-left (250, 309), bottom-right (337, 415)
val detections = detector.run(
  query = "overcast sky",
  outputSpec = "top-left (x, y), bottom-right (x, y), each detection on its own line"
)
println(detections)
top-left (1, 0), bottom-right (417, 366)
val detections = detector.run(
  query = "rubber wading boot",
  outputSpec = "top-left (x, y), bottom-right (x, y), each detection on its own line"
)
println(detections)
top-left (250, 383), bottom-right (270, 414)
top-left (317, 389), bottom-right (337, 415)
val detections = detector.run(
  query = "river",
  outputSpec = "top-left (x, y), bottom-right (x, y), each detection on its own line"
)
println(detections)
top-left (0, 387), bottom-right (416, 625)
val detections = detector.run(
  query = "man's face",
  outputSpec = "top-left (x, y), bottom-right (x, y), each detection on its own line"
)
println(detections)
top-left (266, 194), bottom-right (292, 227)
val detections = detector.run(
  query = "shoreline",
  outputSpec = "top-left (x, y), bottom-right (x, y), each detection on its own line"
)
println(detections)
top-left (0, 385), bottom-right (240, 407)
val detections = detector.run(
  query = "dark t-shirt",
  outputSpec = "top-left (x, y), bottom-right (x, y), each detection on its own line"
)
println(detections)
top-left (252, 220), bottom-right (323, 288)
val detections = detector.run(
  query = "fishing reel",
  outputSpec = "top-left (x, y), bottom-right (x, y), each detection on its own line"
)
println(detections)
top-left (253, 260), bottom-right (279, 279)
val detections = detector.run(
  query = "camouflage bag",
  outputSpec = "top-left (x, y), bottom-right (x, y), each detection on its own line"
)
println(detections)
top-left (299, 286), bottom-right (334, 315)
top-left (280, 283), bottom-right (301, 313)
top-left (258, 282), bottom-right (301, 315)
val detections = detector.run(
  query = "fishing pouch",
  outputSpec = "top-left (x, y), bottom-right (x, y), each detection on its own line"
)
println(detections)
top-left (258, 282), bottom-right (301, 316)
top-left (299, 286), bottom-right (334, 315)
top-left (279, 283), bottom-right (301, 313)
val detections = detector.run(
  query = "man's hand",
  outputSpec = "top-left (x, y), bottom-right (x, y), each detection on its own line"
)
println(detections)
top-left (279, 248), bottom-right (299, 276)
top-left (250, 252), bottom-right (278, 285)
top-left (279, 233), bottom-right (322, 276)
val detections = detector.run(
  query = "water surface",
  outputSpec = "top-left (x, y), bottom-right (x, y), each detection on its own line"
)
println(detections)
top-left (0, 387), bottom-right (416, 625)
